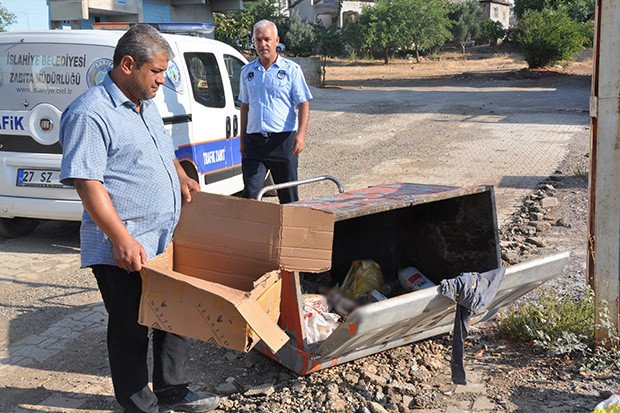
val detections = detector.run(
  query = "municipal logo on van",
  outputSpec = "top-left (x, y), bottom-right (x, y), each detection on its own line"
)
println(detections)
top-left (165, 60), bottom-right (181, 88)
top-left (87, 58), bottom-right (113, 88)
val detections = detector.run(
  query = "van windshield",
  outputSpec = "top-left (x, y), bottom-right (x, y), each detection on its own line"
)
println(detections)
top-left (184, 52), bottom-right (225, 109)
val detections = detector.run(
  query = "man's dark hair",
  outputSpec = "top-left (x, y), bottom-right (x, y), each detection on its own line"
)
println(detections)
top-left (113, 24), bottom-right (174, 68)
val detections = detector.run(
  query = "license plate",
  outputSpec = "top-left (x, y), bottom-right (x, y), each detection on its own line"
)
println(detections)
top-left (16, 169), bottom-right (70, 188)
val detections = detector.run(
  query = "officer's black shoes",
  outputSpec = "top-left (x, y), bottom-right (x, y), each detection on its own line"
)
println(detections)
top-left (158, 390), bottom-right (220, 413)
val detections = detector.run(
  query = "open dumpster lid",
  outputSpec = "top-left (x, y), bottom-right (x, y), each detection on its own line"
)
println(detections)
top-left (295, 183), bottom-right (493, 221)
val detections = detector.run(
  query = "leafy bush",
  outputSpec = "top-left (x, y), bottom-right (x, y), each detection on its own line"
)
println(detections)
top-left (498, 288), bottom-right (594, 345)
top-left (285, 12), bottom-right (315, 57)
top-left (479, 19), bottom-right (506, 46)
top-left (313, 22), bottom-right (345, 86)
top-left (578, 20), bottom-right (595, 48)
top-left (448, 0), bottom-right (483, 53)
top-left (513, 8), bottom-right (586, 68)
top-left (513, 0), bottom-right (595, 23)
top-left (498, 287), bottom-right (620, 373)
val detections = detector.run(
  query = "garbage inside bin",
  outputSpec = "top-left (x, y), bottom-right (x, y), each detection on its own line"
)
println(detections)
top-left (301, 294), bottom-right (340, 345)
top-left (398, 266), bottom-right (436, 292)
top-left (255, 183), bottom-right (569, 374)
top-left (341, 259), bottom-right (384, 298)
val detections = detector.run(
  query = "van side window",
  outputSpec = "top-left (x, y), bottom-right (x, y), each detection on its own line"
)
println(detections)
top-left (184, 52), bottom-right (225, 108)
top-left (223, 55), bottom-right (245, 109)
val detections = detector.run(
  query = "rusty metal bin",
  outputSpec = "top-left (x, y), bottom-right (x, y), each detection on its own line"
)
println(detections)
top-left (256, 183), bottom-right (569, 374)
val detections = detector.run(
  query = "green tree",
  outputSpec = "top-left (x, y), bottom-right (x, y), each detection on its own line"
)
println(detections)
top-left (0, 1), bottom-right (16, 32)
top-left (355, 0), bottom-right (407, 64)
top-left (214, 12), bottom-right (252, 50)
top-left (285, 12), bottom-right (315, 57)
top-left (400, 0), bottom-right (452, 62)
top-left (479, 18), bottom-right (506, 46)
top-left (213, 1), bottom-right (288, 54)
top-left (313, 22), bottom-right (345, 86)
top-left (448, 0), bottom-right (483, 54)
top-left (513, 8), bottom-right (586, 68)
top-left (513, 0), bottom-right (594, 22)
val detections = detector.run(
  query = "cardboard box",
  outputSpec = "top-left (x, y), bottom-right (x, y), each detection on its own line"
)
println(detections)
top-left (139, 191), bottom-right (335, 353)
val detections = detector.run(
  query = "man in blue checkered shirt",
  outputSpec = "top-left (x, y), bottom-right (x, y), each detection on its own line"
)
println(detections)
top-left (59, 25), bottom-right (218, 413)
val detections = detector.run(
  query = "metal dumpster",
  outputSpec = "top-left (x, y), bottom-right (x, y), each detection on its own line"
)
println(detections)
top-left (256, 183), bottom-right (569, 374)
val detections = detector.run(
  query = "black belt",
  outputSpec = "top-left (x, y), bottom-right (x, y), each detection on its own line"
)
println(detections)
top-left (250, 131), bottom-right (293, 138)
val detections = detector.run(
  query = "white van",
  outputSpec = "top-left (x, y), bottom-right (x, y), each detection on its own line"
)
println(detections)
top-left (0, 24), bottom-right (247, 237)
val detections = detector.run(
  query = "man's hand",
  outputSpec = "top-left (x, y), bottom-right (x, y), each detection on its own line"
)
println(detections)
top-left (239, 138), bottom-right (245, 155)
top-left (173, 158), bottom-right (200, 202)
top-left (113, 234), bottom-right (147, 272)
top-left (292, 132), bottom-right (305, 155)
top-left (179, 174), bottom-right (200, 203)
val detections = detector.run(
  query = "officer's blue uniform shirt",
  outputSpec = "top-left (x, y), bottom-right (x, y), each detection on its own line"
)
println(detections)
top-left (239, 55), bottom-right (312, 134)
top-left (59, 74), bottom-right (181, 268)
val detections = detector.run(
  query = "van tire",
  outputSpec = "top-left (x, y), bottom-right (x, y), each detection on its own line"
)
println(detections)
top-left (0, 217), bottom-right (39, 238)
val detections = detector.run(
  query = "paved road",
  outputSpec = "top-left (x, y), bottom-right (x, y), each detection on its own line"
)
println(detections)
top-left (0, 75), bottom-right (590, 412)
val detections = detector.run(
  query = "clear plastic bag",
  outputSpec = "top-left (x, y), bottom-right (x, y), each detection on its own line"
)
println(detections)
top-left (302, 294), bottom-right (341, 344)
top-left (340, 259), bottom-right (385, 299)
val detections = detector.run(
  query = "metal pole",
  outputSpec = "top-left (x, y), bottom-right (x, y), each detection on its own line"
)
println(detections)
top-left (589, 0), bottom-right (620, 345)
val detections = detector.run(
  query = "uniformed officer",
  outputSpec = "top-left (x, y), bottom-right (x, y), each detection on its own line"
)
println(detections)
top-left (239, 19), bottom-right (312, 204)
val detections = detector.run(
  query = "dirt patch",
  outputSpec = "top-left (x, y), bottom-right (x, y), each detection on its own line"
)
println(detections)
top-left (324, 47), bottom-right (593, 88)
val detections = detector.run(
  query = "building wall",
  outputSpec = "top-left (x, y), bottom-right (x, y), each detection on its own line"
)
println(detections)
top-left (476, 1), bottom-right (510, 29)
top-left (2, 0), bottom-right (233, 32)
top-left (2, 0), bottom-right (50, 31)
top-left (143, 0), bottom-right (172, 22)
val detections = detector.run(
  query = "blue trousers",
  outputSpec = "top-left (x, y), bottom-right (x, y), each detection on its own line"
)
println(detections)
top-left (242, 131), bottom-right (299, 204)
top-left (92, 265), bottom-right (190, 413)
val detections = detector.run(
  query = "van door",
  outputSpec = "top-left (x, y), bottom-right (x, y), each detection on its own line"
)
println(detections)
top-left (175, 45), bottom-right (235, 193)
top-left (222, 54), bottom-right (245, 178)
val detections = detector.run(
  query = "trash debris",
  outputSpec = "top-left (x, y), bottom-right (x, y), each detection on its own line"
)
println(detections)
top-left (398, 267), bottom-right (436, 292)
top-left (592, 388), bottom-right (620, 413)
top-left (301, 294), bottom-right (341, 344)
top-left (340, 259), bottom-right (385, 298)
top-left (320, 286), bottom-right (358, 318)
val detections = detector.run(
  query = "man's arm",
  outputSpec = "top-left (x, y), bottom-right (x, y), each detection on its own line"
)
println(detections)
top-left (173, 158), bottom-right (200, 202)
top-left (73, 179), bottom-right (147, 272)
top-left (239, 103), bottom-right (249, 155)
top-left (293, 100), bottom-right (310, 155)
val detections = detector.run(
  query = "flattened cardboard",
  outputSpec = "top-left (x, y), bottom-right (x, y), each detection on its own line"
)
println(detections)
top-left (139, 192), bottom-right (335, 353)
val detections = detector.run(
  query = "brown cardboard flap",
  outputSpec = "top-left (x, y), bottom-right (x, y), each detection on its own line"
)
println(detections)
top-left (279, 206), bottom-right (335, 272)
top-left (174, 192), bottom-right (335, 273)
top-left (140, 264), bottom-right (286, 352)
top-left (236, 297), bottom-right (290, 353)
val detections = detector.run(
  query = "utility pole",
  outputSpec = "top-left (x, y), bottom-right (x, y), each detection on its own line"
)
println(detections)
top-left (588, 0), bottom-right (620, 344)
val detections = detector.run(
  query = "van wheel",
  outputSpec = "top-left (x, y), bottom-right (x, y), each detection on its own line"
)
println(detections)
top-left (262, 172), bottom-right (278, 197)
top-left (0, 217), bottom-right (39, 238)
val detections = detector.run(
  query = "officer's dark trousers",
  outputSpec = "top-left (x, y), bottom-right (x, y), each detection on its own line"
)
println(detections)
top-left (242, 131), bottom-right (299, 204)
top-left (92, 265), bottom-right (190, 413)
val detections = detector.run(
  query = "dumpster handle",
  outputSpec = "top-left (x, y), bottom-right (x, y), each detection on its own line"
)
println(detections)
top-left (257, 175), bottom-right (344, 201)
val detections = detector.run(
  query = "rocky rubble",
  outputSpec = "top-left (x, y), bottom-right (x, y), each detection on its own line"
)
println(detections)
top-left (211, 339), bottom-right (459, 413)
top-left (499, 181), bottom-right (571, 266)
